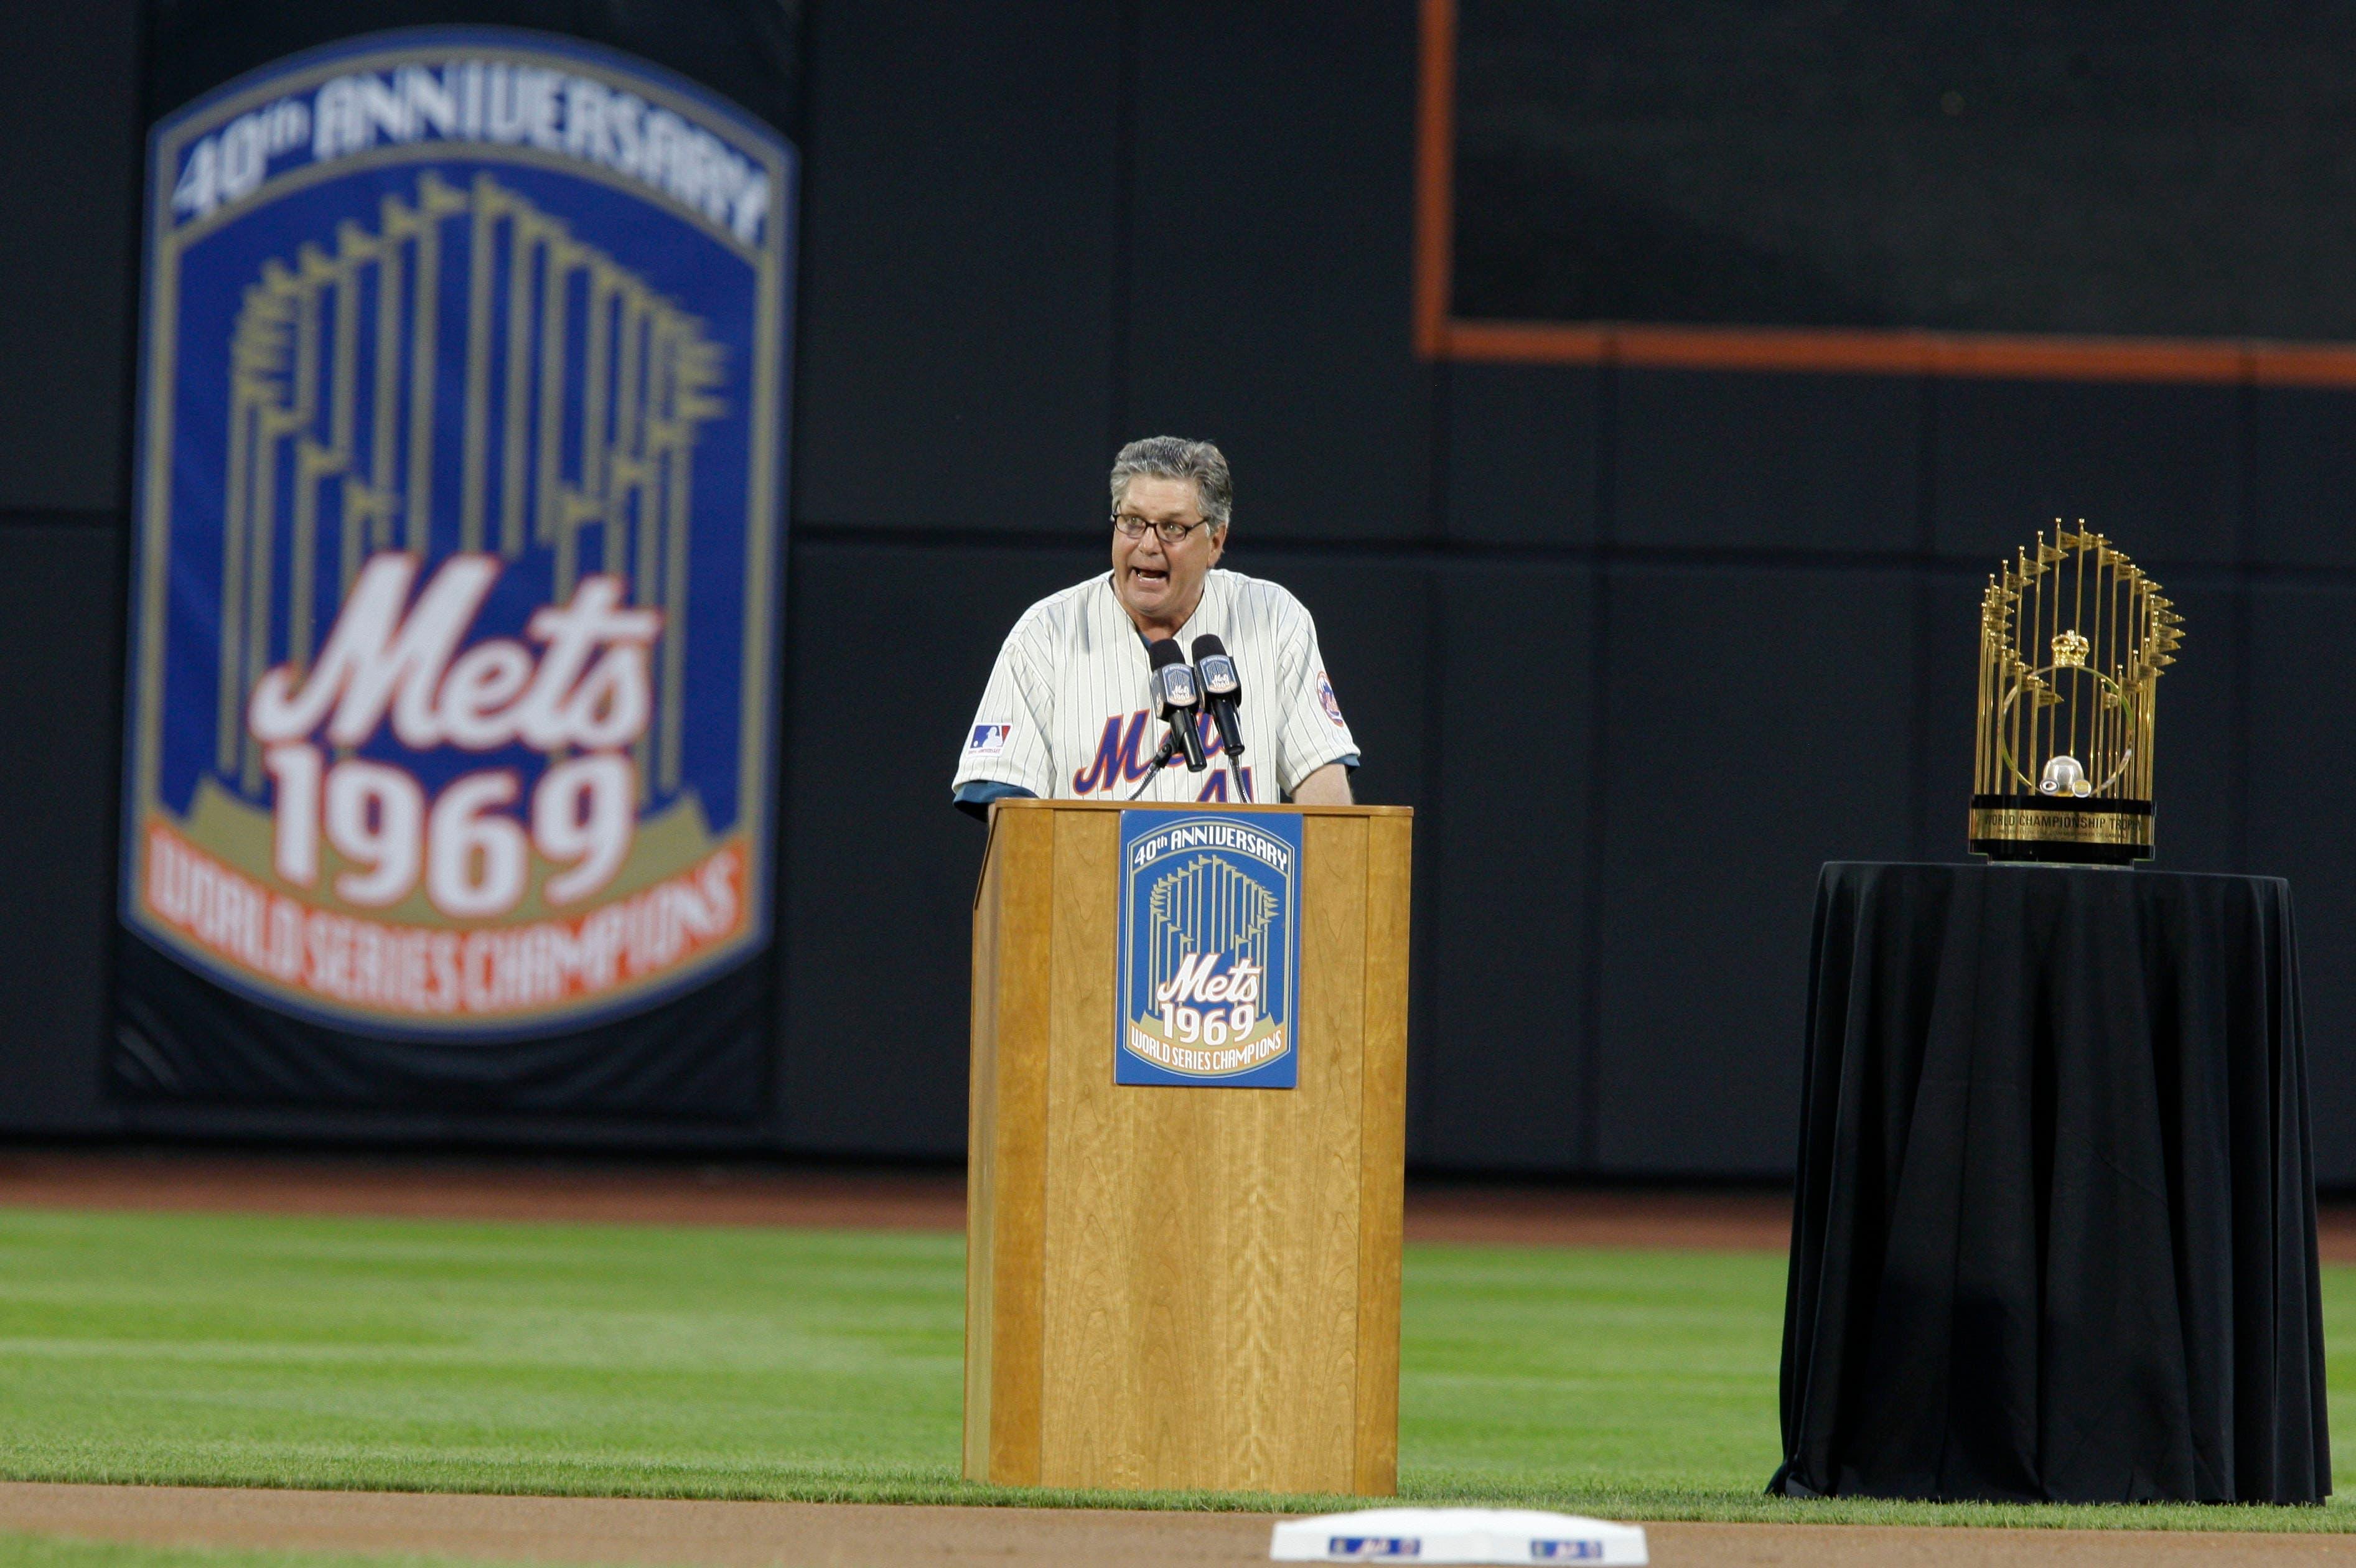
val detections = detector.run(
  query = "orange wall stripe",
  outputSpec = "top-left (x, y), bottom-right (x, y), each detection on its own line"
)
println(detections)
top-left (2246, 342), bottom-right (2356, 387)
top-left (1439, 320), bottom-right (2356, 386)
top-left (1412, 0), bottom-right (1457, 360)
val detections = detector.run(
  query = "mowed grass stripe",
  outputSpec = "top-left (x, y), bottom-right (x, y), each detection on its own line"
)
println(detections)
top-left (0, 1206), bottom-right (2349, 1530)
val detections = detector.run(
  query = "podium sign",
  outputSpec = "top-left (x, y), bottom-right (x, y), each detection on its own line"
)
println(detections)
top-left (1116, 810), bottom-right (1301, 1088)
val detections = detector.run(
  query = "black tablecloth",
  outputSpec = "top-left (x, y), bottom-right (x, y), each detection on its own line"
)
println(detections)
top-left (1771, 863), bottom-right (2329, 1505)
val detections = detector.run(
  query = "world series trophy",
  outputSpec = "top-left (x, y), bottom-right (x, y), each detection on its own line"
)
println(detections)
top-left (1969, 524), bottom-right (2184, 865)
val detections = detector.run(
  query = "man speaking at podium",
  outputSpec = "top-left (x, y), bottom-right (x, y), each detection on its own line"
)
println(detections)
top-left (951, 437), bottom-right (1359, 817)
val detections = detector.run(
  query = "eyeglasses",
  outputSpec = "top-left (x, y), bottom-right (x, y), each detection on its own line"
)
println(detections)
top-left (1112, 513), bottom-right (1215, 546)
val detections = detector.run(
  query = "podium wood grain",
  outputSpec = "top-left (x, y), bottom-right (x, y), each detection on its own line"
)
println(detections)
top-left (964, 800), bottom-right (1412, 1495)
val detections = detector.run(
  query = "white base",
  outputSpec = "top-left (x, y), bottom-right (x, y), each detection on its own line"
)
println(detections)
top-left (1269, 1508), bottom-right (1648, 1564)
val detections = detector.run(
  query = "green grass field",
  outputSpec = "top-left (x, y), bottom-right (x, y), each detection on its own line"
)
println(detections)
top-left (0, 1205), bottom-right (2348, 1534)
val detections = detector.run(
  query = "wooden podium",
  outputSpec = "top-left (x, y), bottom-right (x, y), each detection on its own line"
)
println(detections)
top-left (964, 798), bottom-right (1412, 1495)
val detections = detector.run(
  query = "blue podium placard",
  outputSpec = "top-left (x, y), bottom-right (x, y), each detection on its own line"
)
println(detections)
top-left (1116, 810), bottom-right (1302, 1089)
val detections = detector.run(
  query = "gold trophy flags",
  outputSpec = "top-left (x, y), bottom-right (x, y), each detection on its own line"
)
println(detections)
top-left (1969, 523), bottom-right (2182, 865)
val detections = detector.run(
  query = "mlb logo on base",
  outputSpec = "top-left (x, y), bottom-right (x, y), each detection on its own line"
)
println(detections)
top-left (1270, 1510), bottom-right (1647, 1565)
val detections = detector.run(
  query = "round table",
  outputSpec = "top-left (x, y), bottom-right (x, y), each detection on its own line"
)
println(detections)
top-left (1771, 862), bottom-right (2329, 1504)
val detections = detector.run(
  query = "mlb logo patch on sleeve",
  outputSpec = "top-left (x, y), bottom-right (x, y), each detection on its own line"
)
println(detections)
top-left (970, 723), bottom-right (1012, 755)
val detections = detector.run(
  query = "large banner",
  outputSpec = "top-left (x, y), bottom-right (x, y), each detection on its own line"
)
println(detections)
top-left (121, 29), bottom-right (793, 1046)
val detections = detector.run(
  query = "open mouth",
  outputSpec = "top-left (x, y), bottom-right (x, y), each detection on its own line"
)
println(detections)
top-left (1130, 567), bottom-right (1170, 589)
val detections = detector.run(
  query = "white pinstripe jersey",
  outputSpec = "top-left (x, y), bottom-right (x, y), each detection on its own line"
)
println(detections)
top-left (952, 569), bottom-right (1360, 806)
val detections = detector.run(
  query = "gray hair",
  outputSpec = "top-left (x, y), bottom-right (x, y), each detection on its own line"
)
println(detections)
top-left (1109, 436), bottom-right (1232, 531)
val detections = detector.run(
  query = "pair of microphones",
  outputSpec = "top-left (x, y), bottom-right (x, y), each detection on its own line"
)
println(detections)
top-left (1136, 634), bottom-right (1248, 799)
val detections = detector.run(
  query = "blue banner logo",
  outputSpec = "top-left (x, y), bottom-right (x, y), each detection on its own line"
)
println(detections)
top-left (1116, 811), bottom-right (1302, 1088)
top-left (120, 29), bottom-right (793, 1037)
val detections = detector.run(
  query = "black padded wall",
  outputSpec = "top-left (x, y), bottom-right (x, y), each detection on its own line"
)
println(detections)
top-left (0, 0), bottom-right (143, 1136)
top-left (792, 1), bottom-right (1119, 535)
top-left (1, 1), bottom-right (2351, 1180)
top-left (0, 1), bottom-right (143, 515)
top-left (0, 527), bottom-right (127, 1134)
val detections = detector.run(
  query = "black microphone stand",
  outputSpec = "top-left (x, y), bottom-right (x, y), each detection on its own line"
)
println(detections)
top-left (1124, 727), bottom-right (1185, 801)
top-left (1127, 730), bottom-right (1254, 803)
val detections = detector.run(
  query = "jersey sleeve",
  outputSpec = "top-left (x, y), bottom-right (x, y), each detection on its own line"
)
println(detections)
top-left (1269, 600), bottom-right (1362, 796)
top-left (951, 622), bottom-right (1058, 802)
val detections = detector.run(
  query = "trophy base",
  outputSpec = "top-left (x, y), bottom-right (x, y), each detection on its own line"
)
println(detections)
top-left (1968, 796), bottom-right (2153, 866)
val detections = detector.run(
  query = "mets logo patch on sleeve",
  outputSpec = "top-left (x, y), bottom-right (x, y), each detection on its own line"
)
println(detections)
top-left (968, 722), bottom-right (1012, 756)
top-left (1317, 670), bottom-right (1347, 726)
top-left (118, 29), bottom-right (795, 1040)
top-left (1116, 810), bottom-right (1302, 1088)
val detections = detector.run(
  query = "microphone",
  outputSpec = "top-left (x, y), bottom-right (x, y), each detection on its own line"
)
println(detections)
top-left (1189, 634), bottom-right (1246, 761)
top-left (1146, 638), bottom-right (1208, 773)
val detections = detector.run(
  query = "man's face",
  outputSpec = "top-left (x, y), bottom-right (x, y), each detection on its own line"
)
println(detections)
top-left (1111, 475), bottom-right (1225, 629)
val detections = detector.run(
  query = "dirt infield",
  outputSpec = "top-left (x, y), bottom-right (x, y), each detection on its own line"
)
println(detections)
top-left (6, 1146), bottom-right (2355, 1259)
top-left (0, 1147), bottom-right (1782, 1251)
top-left (2, 1483), bottom-right (2349, 1567)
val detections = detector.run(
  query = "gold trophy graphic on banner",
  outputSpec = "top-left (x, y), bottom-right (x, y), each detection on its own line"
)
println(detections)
top-left (1969, 524), bottom-right (2184, 864)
